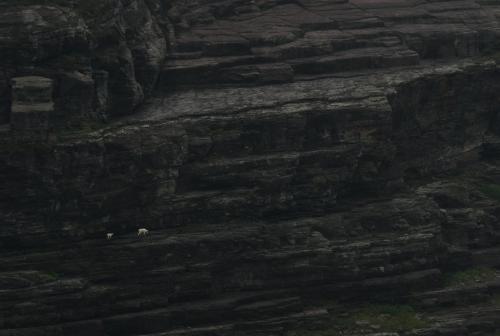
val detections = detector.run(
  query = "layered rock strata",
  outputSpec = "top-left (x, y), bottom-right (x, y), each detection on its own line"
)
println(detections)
top-left (2, 1), bottom-right (500, 336)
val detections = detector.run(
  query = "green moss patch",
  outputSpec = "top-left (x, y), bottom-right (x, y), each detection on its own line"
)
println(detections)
top-left (445, 267), bottom-right (498, 287)
top-left (479, 183), bottom-right (500, 201)
top-left (344, 304), bottom-right (427, 332)
top-left (44, 271), bottom-right (61, 281)
top-left (492, 293), bottom-right (500, 306)
top-left (287, 304), bottom-right (428, 335)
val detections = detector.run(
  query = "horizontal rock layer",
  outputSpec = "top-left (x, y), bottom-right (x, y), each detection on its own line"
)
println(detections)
top-left (2, 0), bottom-right (500, 336)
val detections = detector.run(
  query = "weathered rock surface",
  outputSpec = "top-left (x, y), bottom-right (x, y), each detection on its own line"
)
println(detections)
top-left (0, 0), bottom-right (167, 122)
top-left (2, 0), bottom-right (500, 335)
top-left (10, 76), bottom-right (53, 137)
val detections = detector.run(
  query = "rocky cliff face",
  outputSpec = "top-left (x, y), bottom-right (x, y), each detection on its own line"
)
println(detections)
top-left (0, 0), bottom-right (168, 124)
top-left (2, 1), bottom-right (500, 336)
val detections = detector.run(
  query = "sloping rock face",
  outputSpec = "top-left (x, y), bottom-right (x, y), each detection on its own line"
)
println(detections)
top-left (2, 1), bottom-right (500, 336)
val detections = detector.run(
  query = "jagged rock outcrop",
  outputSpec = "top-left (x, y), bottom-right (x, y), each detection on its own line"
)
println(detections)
top-left (0, 0), bottom-right (167, 124)
top-left (2, 1), bottom-right (500, 336)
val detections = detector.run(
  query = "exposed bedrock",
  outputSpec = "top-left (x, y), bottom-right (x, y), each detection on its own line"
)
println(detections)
top-left (2, 0), bottom-right (500, 336)
top-left (2, 59), bottom-right (500, 335)
top-left (2, 0), bottom-right (500, 123)
top-left (0, 0), bottom-right (167, 122)
top-left (389, 66), bottom-right (500, 175)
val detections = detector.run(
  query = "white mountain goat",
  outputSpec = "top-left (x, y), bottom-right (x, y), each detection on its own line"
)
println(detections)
top-left (137, 228), bottom-right (149, 237)
top-left (106, 233), bottom-right (114, 240)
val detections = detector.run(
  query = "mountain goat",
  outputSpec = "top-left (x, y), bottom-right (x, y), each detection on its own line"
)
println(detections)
top-left (137, 228), bottom-right (149, 237)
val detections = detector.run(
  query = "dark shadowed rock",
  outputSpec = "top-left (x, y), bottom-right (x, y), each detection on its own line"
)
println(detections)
top-left (2, 1), bottom-right (500, 336)
top-left (10, 76), bottom-right (53, 136)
